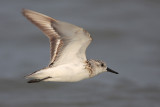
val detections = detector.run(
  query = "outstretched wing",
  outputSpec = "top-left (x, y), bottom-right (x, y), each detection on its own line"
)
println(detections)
top-left (22, 9), bottom-right (92, 66)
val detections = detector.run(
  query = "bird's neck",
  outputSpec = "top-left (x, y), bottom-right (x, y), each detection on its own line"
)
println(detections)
top-left (87, 59), bottom-right (100, 77)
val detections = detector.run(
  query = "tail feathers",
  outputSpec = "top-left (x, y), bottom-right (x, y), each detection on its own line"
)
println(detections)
top-left (27, 76), bottom-right (52, 83)
top-left (25, 70), bottom-right (41, 79)
top-left (25, 67), bottom-right (47, 79)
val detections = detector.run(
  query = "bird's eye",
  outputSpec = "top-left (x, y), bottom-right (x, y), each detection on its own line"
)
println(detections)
top-left (101, 63), bottom-right (104, 67)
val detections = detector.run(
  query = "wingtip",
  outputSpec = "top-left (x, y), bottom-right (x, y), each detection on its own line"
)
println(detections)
top-left (22, 8), bottom-right (26, 11)
top-left (22, 8), bottom-right (28, 14)
top-left (22, 8), bottom-right (34, 15)
top-left (21, 8), bottom-right (26, 16)
top-left (21, 8), bottom-right (57, 22)
top-left (22, 8), bottom-right (31, 17)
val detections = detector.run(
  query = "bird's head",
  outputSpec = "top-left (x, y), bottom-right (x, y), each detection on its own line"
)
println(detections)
top-left (88, 60), bottom-right (118, 75)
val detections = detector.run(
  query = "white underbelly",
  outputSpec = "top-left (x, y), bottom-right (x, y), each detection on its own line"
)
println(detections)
top-left (46, 71), bottom-right (89, 82)
top-left (44, 63), bottom-right (89, 82)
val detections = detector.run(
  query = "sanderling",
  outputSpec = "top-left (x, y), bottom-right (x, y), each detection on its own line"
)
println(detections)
top-left (22, 9), bottom-right (118, 83)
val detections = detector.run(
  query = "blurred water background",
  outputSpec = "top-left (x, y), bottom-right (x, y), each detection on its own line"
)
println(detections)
top-left (0, 0), bottom-right (160, 107)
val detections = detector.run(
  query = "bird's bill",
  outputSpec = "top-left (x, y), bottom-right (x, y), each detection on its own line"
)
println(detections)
top-left (107, 67), bottom-right (118, 74)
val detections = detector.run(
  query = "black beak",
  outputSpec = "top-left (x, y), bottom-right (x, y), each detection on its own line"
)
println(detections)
top-left (107, 67), bottom-right (118, 74)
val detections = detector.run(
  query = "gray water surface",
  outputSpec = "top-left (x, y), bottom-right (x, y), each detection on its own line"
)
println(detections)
top-left (0, 0), bottom-right (160, 107)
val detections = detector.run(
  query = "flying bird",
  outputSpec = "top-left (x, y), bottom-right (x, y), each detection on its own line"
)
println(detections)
top-left (22, 9), bottom-right (118, 83)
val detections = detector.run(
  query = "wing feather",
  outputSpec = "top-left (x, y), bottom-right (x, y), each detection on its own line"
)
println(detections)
top-left (22, 9), bottom-right (92, 66)
top-left (22, 9), bottom-right (60, 63)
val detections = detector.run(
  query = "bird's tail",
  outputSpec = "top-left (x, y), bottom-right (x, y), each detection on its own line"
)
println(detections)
top-left (27, 76), bottom-right (52, 83)
top-left (25, 67), bottom-right (51, 83)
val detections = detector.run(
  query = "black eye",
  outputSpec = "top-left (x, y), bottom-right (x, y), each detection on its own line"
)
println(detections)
top-left (101, 63), bottom-right (104, 67)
